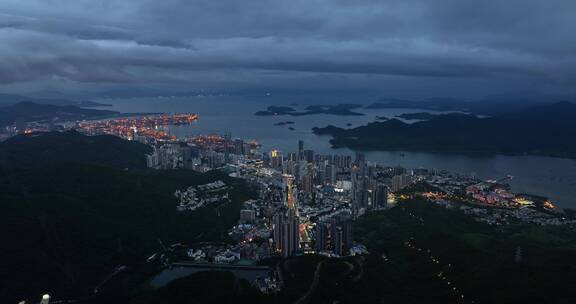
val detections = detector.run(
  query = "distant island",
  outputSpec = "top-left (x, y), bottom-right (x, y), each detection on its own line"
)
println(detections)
top-left (255, 104), bottom-right (365, 116)
top-left (365, 100), bottom-right (461, 111)
top-left (396, 112), bottom-right (473, 121)
top-left (0, 101), bottom-right (119, 127)
top-left (364, 98), bottom-right (544, 116)
top-left (313, 102), bottom-right (576, 159)
top-left (254, 105), bottom-right (296, 116)
top-left (273, 121), bottom-right (295, 126)
top-left (396, 112), bottom-right (439, 120)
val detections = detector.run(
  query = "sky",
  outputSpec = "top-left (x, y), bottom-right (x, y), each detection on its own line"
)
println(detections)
top-left (0, 0), bottom-right (575, 100)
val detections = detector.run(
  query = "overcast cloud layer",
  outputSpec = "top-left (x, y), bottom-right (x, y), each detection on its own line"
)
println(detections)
top-left (0, 0), bottom-right (575, 99)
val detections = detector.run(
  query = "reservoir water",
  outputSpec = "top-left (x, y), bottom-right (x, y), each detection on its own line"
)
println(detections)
top-left (150, 265), bottom-right (270, 288)
top-left (98, 94), bottom-right (576, 208)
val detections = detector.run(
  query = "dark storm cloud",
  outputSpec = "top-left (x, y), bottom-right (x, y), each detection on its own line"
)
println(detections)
top-left (0, 0), bottom-right (574, 97)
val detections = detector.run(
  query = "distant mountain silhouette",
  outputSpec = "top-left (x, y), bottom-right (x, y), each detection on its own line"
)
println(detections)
top-left (0, 101), bottom-right (117, 126)
top-left (0, 93), bottom-right (110, 107)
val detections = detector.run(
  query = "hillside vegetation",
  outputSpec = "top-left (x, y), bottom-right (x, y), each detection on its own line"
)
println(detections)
top-left (0, 132), bottom-right (255, 303)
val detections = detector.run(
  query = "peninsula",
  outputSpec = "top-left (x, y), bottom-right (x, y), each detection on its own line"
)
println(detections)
top-left (313, 102), bottom-right (576, 159)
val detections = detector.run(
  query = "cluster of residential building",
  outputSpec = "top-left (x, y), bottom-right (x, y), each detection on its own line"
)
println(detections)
top-left (147, 137), bottom-right (429, 283)
top-left (174, 180), bottom-right (229, 212)
top-left (422, 172), bottom-right (575, 226)
top-left (160, 138), bottom-right (423, 261)
top-left (1, 119), bottom-right (66, 140)
top-left (465, 180), bottom-right (518, 207)
top-left (146, 136), bottom-right (260, 171)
